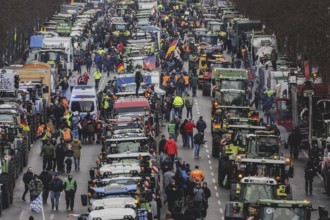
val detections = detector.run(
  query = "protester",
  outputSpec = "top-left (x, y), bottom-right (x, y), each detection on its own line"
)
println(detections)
top-left (49, 173), bottom-right (63, 211)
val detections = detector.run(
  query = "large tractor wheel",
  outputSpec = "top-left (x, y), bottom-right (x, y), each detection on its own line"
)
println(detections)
top-left (0, 173), bottom-right (10, 209)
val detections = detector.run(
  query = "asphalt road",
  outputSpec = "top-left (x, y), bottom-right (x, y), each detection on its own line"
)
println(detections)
top-left (3, 64), bottom-right (330, 220)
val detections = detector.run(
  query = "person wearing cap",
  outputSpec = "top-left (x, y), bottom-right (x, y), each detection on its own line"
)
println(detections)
top-left (50, 173), bottom-right (63, 211)
top-left (64, 174), bottom-right (77, 211)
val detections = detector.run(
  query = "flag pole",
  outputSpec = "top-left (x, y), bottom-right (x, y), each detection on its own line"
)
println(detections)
top-left (41, 192), bottom-right (46, 220)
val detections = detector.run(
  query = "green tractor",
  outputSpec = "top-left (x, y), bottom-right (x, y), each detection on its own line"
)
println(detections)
top-left (255, 199), bottom-right (329, 220)
top-left (224, 176), bottom-right (279, 219)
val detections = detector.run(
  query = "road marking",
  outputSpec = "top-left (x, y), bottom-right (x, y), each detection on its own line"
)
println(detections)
top-left (205, 145), bottom-right (208, 148)
top-left (220, 208), bottom-right (223, 214)
top-left (206, 149), bottom-right (209, 153)
top-left (208, 160), bottom-right (211, 164)
top-left (214, 186), bottom-right (218, 190)
top-left (216, 192), bottom-right (219, 197)
top-left (211, 172), bottom-right (214, 176)
top-left (209, 166), bottom-right (213, 170)
top-left (207, 154), bottom-right (210, 158)
top-left (212, 178), bottom-right (216, 183)
top-left (197, 112), bottom-right (200, 114)
top-left (50, 214), bottom-right (54, 219)
top-left (218, 200), bottom-right (221, 205)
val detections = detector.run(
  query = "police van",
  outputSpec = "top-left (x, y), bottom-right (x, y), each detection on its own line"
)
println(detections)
top-left (70, 85), bottom-right (98, 119)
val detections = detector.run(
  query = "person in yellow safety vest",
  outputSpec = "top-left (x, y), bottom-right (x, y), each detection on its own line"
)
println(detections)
top-left (61, 127), bottom-right (72, 143)
top-left (101, 95), bottom-right (110, 119)
top-left (265, 88), bottom-right (273, 97)
top-left (97, 48), bottom-right (105, 55)
top-left (64, 174), bottom-right (77, 211)
top-left (93, 70), bottom-right (102, 90)
top-left (190, 165), bottom-right (205, 183)
top-left (172, 95), bottom-right (184, 119)
top-left (41, 125), bottom-right (52, 145)
top-left (66, 111), bottom-right (73, 128)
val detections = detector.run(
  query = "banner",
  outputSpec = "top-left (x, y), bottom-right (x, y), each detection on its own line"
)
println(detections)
top-left (30, 194), bottom-right (43, 213)
top-left (143, 56), bottom-right (156, 70)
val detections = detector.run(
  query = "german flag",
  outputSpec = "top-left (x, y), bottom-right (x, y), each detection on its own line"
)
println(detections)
top-left (165, 38), bottom-right (179, 58)
top-left (116, 62), bottom-right (125, 73)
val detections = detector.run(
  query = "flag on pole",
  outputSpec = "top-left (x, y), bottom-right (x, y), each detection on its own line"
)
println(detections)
top-left (165, 38), bottom-right (179, 58)
top-left (30, 194), bottom-right (43, 213)
top-left (143, 56), bottom-right (156, 70)
top-left (116, 62), bottom-right (125, 73)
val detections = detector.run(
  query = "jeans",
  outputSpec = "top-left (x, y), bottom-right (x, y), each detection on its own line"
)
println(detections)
top-left (72, 130), bottom-right (78, 139)
top-left (168, 154), bottom-right (175, 167)
top-left (64, 157), bottom-right (74, 173)
top-left (194, 144), bottom-right (201, 157)
top-left (74, 157), bottom-right (80, 169)
top-left (185, 132), bottom-right (193, 148)
top-left (192, 87), bottom-right (197, 97)
top-left (50, 191), bottom-right (61, 210)
top-left (42, 188), bottom-right (49, 203)
top-left (95, 79), bottom-right (100, 89)
top-left (173, 107), bottom-right (181, 118)
top-left (182, 133), bottom-right (187, 146)
top-left (186, 107), bottom-right (192, 119)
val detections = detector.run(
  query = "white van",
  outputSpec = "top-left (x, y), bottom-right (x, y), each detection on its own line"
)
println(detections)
top-left (88, 208), bottom-right (136, 220)
top-left (89, 195), bottom-right (137, 211)
top-left (69, 85), bottom-right (98, 119)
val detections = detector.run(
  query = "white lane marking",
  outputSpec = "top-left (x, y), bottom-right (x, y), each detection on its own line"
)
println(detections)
top-left (216, 192), bottom-right (219, 197)
top-left (211, 172), bottom-right (214, 176)
top-left (220, 209), bottom-right (223, 214)
top-left (214, 186), bottom-right (218, 190)
top-left (207, 154), bottom-right (210, 158)
top-left (197, 112), bottom-right (200, 114)
top-left (212, 178), bottom-right (216, 183)
top-left (205, 145), bottom-right (208, 148)
top-left (206, 149), bottom-right (209, 153)
top-left (218, 200), bottom-right (221, 205)
top-left (209, 166), bottom-right (213, 170)
top-left (50, 214), bottom-right (54, 219)
top-left (208, 160), bottom-right (211, 164)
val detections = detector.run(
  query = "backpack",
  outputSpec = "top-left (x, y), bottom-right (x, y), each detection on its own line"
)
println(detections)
top-left (178, 77), bottom-right (184, 85)
top-left (186, 98), bottom-right (193, 107)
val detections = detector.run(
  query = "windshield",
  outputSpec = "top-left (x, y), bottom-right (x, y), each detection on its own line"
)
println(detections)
top-left (241, 184), bottom-right (273, 203)
top-left (115, 106), bottom-right (147, 114)
top-left (71, 101), bottom-right (95, 112)
top-left (0, 114), bottom-right (15, 122)
top-left (230, 129), bottom-right (249, 146)
top-left (115, 24), bottom-right (127, 31)
top-left (108, 158), bottom-right (140, 165)
top-left (222, 108), bottom-right (248, 120)
top-left (119, 83), bottom-right (147, 92)
top-left (221, 80), bottom-right (245, 90)
top-left (261, 207), bottom-right (307, 220)
top-left (200, 36), bottom-right (218, 45)
top-left (249, 137), bottom-right (279, 157)
top-left (111, 142), bottom-right (141, 153)
top-left (221, 92), bottom-right (245, 106)
top-left (242, 164), bottom-right (285, 179)
top-left (211, 24), bottom-right (225, 32)
top-left (108, 179), bottom-right (136, 186)
top-left (277, 100), bottom-right (292, 120)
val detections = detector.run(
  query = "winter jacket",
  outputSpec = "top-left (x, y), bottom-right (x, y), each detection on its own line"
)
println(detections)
top-left (196, 119), bottom-right (207, 132)
top-left (42, 143), bottom-right (55, 158)
top-left (71, 139), bottom-right (82, 158)
top-left (50, 178), bottom-right (64, 192)
top-left (39, 171), bottom-right (52, 190)
top-left (28, 179), bottom-right (44, 196)
top-left (164, 139), bottom-right (178, 155)
top-left (159, 139), bottom-right (167, 154)
top-left (163, 170), bottom-right (175, 188)
top-left (193, 188), bottom-right (205, 202)
top-left (23, 171), bottom-right (34, 185)
top-left (184, 122), bottom-right (195, 133)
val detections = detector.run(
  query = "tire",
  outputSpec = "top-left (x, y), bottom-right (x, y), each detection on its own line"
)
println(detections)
top-left (325, 175), bottom-right (330, 196)
top-left (0, 173), bottom-right (10, 209)
top-left (212, 137), bottom-right (220, 158)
